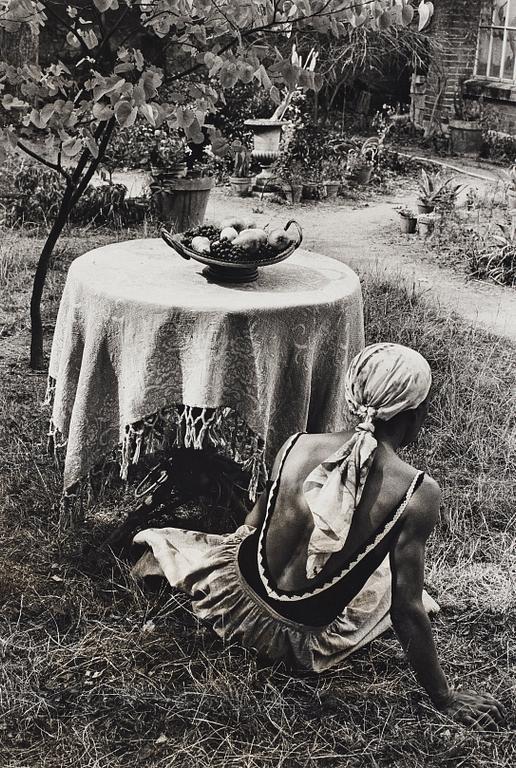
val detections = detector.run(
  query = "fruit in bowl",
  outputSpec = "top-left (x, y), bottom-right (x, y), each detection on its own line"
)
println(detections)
top-left (162, 218), bottom-right (302, 283)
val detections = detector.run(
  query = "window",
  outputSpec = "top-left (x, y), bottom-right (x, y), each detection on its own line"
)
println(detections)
top-left (476, 0), bottom-right (516, 81)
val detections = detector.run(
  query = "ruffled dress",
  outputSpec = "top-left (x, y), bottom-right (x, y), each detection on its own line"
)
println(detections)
top-left (132, 437), bottom-right (439, 672)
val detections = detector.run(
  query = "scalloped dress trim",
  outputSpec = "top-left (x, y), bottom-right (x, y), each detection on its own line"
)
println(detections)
top-left (257, 440), bottom-right (424, 603)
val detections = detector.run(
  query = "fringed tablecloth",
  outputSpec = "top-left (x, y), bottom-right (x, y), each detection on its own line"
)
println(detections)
top-left (46, 238), bottom-right (364, 506)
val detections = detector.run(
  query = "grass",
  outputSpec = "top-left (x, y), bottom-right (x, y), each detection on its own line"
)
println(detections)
top-left (0, 224), bottom-right (515, 768)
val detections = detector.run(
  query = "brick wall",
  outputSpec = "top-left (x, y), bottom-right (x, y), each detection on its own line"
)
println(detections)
top-left (422, 0), bottom-right (483, 123)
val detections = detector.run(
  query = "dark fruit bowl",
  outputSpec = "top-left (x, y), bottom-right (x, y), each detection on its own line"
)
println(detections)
top-left (161, 220), bottom-right (303, 283)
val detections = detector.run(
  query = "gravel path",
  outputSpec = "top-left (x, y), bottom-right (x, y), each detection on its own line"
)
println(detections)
top-left (204, 186), bottom-right (516, 342)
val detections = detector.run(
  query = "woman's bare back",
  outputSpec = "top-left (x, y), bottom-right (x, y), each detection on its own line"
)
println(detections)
top-left (263, 431), bottom-right (421, 592)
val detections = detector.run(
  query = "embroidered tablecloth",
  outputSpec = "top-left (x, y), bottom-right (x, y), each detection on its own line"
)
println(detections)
top-left (47, 238), bottom-right (364, 502)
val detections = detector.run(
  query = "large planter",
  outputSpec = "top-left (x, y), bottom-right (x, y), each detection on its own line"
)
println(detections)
top-left (417, 202), bottom-right (434, 214)
top-left (449, 120), bottom-right (483, 158)
top-left (152, 177), bottom-right (214, 232)
top-left (244, 118), bottom-right (286, 187)
top-left (229, 176), bottom-right (253, 197)
top-left (507, 187), bottom-right (516, 210)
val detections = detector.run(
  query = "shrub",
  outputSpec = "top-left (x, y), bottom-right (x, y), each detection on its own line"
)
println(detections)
top-left (11, 163), bottom-right (66, 225)
top-left (0, 162), bottom-right (150, 228)
top-left (467, 226), bottom-right (516, 287)
top-left (482, 129), bottom-right (516, 165)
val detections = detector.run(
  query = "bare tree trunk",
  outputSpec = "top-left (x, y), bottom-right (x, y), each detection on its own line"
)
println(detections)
top-left (30, 187), bottom-right (74, 370)
top-left (29, 119), bottom-right (116, 370)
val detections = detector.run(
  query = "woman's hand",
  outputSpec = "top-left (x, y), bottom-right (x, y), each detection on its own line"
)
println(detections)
top-left (437, 689), bottom-right (506, 730)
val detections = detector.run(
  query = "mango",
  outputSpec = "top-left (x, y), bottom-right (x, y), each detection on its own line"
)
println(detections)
top-left (268, 229), bottom-right (295, 252)
top-left (220, 226), bottom-right (238, 242)
top-left (232, 228), bottom-right (268, 255)
top-left (191, 236), bottom-right (211, 254)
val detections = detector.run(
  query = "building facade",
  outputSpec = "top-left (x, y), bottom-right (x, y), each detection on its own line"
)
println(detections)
top-left (412, 0), bottom-right (516, 135)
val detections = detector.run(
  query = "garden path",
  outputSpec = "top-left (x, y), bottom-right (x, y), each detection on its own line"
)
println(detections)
top-left (204, 186), bottom-right (516, 342)
top-left (106, 169), bottom-right (516, 341)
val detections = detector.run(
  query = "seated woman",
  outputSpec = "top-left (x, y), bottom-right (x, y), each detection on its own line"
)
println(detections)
top-left (132, 343), bottom-right (504, 729)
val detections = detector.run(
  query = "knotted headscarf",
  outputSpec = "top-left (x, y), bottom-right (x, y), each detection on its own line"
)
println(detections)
top-left (303, 343), bottom-right (432, 580)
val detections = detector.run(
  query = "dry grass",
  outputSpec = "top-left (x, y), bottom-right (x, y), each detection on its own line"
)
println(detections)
top-left (0, 226), bottom-right (515, 768)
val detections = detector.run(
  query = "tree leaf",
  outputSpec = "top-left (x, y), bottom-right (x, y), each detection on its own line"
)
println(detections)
top-left (418, 1), bottom-right (434, 31)
top-left (62, 137), bottom-right (83, 157)
top-left (6, 129), bottom-right (19, 149)
top-left (85, 135), bottom-right (99, 158)
top-left (93, 0), bottom-right (116, 11)
top-left (139, 102), bottom-right (157, 127)
top-left (176, 106), bottom-right (195, 128)
top-left (402, 5), bottom-right (414, 25)
top-left (114, 101), bottom-right (137, 128)
top-left (269, 85), bottom-right (281, 105)
top-left (377, 10), bottom-right (392, 29)
top-left (92, 102), bottom-right (114, 120)
top-left (2, 94), bottom-right (28, 110)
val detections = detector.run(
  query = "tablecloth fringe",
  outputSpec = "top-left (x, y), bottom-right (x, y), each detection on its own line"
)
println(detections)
top-left (44, 376), bottom-right (268, 507)
top-left (119, 404), bottom-right (267, 502)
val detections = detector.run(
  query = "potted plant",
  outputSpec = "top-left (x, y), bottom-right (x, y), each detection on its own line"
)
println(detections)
top-left (449, 80), bottom-right (484, 158)
top-left (417, 169), bottom-right (464, 213)
top-left (274, 120), bottom-right (323, 201)
top-left (322, 158), bottom-right (342, 200)
top-left (345, 137), bottom-right (379, 185)
top-left (418, 212), bottom-right (437, 238)
top-left (397, 207), bottom-right (418, 234)
top-left (150, 132), bottom-right (214, 232)
top-left (229, 140), bottom-right (254, 196)
top-left (275, 158), bottom-right (304, 204)
top-left (149, 131), bottom-right (188, 181)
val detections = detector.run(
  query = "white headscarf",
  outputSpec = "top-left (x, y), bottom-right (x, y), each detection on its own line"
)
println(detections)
top-left (303, 343), bottom-right (432, 580)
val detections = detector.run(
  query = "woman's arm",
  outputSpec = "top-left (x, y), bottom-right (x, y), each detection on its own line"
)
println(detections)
top-left (244, 482), bottom-right (270, 528)
top-left (390, 477), bottom-right (505, 729)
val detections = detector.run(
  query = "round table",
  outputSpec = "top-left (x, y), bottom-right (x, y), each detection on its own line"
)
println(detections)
top-left (47, 238), bottom-right (364, 502)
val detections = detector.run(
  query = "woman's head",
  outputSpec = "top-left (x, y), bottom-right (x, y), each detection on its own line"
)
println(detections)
top-left (304, 343), bottom-right (432, 579)
top-left (345, 343), bottom-right (432, 443)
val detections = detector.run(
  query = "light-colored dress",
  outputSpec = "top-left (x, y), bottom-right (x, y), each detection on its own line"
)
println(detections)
top-left (132, 439), bottom-right (439, 673)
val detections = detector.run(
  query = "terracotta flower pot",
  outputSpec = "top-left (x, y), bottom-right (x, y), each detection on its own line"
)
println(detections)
top-left (284, 183), bottom-right (303, 204)
top-left (449, 120), bottom-right (484, 158)
top-left (399, 214), bottom-right (417, 234)
top-left (418, 214), bottom-right (435, 238)
top-left (417, 202), bottom-right (435, 214)
top-left (507, 187), bottom-right (516, 210)
top-left (353, 166), bottom-right (372, 185)
top-left (302, 182), bottom-right (321, 200)
top-left (229, 176), bottom-right (253, 196)
top-left (323, 181), bottom-right (341, 200)
top-left (152, 177), bottom-right (214, 232)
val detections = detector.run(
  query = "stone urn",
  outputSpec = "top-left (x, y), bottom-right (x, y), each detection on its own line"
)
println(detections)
top-left (244, 119), bottom-right (287, 188)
